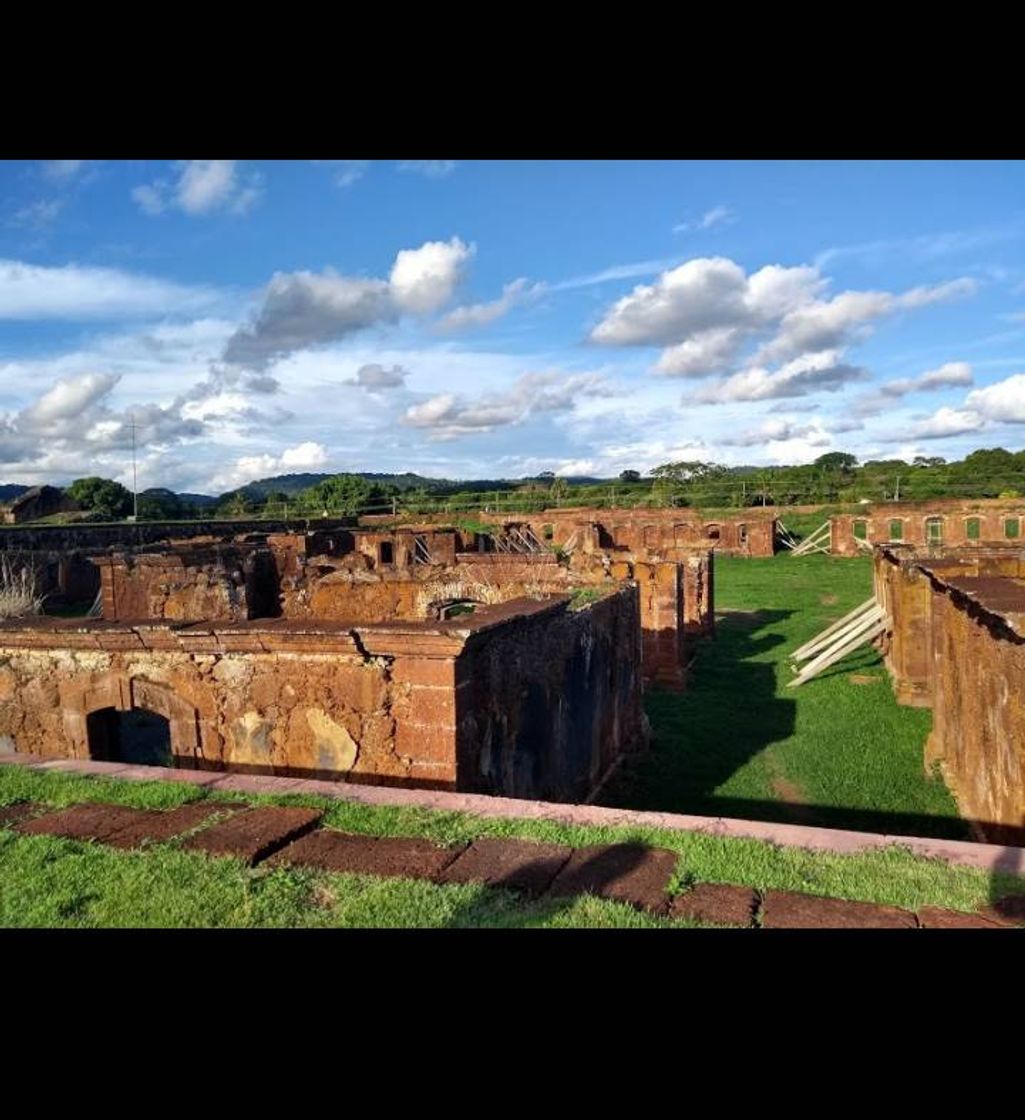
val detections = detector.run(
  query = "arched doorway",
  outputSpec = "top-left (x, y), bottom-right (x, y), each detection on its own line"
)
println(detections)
top-left (87, 707), bottom-right (173, 767)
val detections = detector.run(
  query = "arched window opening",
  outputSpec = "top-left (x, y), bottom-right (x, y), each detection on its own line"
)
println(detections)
top-left (379, 541), bottom-right (394, 565)
top-left (1004, 517), bottom-right (1020, 540)
top-left (926, 517), bottom-right (944, 544)
top-left (706, 524), bottom-right (721, 541)
top-left (853, 520), bottom-right (869, 541)
top-left (87, 707), bottom-right (173, 767)
top-left (889, 519), bottom-right (904, 541)
top-left (965, 517), bottom-right (981, 540)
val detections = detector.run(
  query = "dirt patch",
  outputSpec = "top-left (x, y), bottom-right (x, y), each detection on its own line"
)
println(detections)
top-left (761, 890), bottom-right (917, 929)
top-left (269, 829), bottom-right (465, 881)
top-left (670, 883), bottom-right (757, 927)
top-left (16, 803), bottom-right (156, 843)
top-left (820, 594), bottom-right (839, 606)
top-left (849, 674), bottom-right (881, 686)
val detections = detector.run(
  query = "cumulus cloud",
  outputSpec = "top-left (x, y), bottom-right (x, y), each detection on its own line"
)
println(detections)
top-left (654, 327), bottom-right (744, 378)
top-left (397, 160), bottom-right (458, 179)
top-left (879, 361), bottom-right (974, 398)
top-left (591, 255), bottom-right (978, 405)
top-left (911, 407), bottom-right (986, 439)
top-left (439, 278), bottom-right (545, 331)
top-left (852, 361), bottom-right (975, 418)
top-left (687, 352), bottom-right (870, 404)
top-left (220, 237), bottom-right (474, 372)
top-left (402, 371), bottom-right (616, 440)
top-left (0, 371), bottom-right (205, 471)
top-left (132, 160), bottom-right (262, 218)
top-left (965, 373), bottom-right (1025, 424)
top-left (344, 363), bottom-right (410, 390)
top-left (0, 259), bottom-right (219, 320)
top-left (673, 205), bottom-right (735, 234)
top-left (7, 199), bottom-right (64, 229)
top-left (207, 442), bottom-right (330, 493)
top-left (389, 238), bottom-right (474, 314)
top-left (222, 271), bottom-right (394, 371)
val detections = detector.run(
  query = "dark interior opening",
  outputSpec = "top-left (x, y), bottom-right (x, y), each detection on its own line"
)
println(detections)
top-left (87, 707), bottom-right (173, 767)
top-left (379, 541), bottom-right (394, 565)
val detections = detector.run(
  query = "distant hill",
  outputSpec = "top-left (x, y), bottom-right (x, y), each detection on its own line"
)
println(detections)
top-left (176, 492), bottom-right (220, 508)
top-left (226, 471), bottom-right (609, 503)
top-left (0, 484), bottom-right (29, 503)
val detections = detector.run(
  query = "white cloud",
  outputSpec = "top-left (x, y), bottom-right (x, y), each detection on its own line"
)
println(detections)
top-left (965, 373), bottom-right (1025, 424)
top-left (911, 407), bottom-right (986, 439)
top-left (654, 327), bottom-right (744, 378)
top-left (687, 351), bottom-right (870, 404)
top-left (133, 161), bottom-right (262, 218)
top-left (402, 370), bottom-right (616, 440)
top-left (389, 237), bottom-right (474, 315)
top-left (0, 259), bottom-right (220, 320)
top-left (439, 278), bottom-right (544, 331)
top-left (222, 237), bottom-right (474, 371)
top-left (206, 441), bottom-right (330, 493)
top-left (590, 256), bottom-right (978, 407)
top-left (673, 205), bottom-right (735, 234)
top-left (397, 160), bottom-right (458, 179)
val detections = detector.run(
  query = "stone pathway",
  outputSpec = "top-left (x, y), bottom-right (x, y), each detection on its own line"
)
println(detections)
top-left (3, 798), bottom-right (1023, 928)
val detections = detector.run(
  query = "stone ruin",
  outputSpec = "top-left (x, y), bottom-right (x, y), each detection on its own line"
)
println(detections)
top-left (0, 517), bottom-right (717, 803)
top-left (831, 498), bottom-right (1025, 556)
top-left (875, 543), bottom-right (1025, 842)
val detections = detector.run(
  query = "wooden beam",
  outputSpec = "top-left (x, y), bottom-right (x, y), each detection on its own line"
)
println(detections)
top-left (791, 596), bottom-right (877, 661)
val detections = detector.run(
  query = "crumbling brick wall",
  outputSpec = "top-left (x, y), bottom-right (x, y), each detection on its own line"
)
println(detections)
top-left (453, 588), bottom-right (645, 802)
top-left (0, 591), bottom-right (647, 802)
top-left (876, 546), bottom-right (1025, 840)
top-left (833, 500), bottom-right (1025, 556)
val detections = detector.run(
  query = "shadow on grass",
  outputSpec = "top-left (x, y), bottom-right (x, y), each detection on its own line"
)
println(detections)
top-left (599, 608), bottom-right (972, 841)
top-left (600, 608), bottom-right (797, 814)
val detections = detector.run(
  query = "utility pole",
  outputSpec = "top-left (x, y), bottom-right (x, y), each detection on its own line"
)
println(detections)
top-left (129, 415), bottom-right (139, 522)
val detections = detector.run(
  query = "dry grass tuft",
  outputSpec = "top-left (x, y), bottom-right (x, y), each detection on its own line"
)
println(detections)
top-left (0, 559), bottom-right (44, 620)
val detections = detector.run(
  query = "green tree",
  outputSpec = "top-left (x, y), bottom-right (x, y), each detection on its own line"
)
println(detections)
top-left (618, 469), bottom-right (641, 483)
top-left (66, 477), bottom-right (133, 519)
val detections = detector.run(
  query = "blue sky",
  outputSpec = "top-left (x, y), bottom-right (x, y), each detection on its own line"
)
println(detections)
top-left (2, 158), bottom-right (1025, 493)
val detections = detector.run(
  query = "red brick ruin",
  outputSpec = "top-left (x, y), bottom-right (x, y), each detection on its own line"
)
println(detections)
top-left (876, 544), bottom-right (1025, 842)
top-left (832, 498), bottom-right (1025, 556)
top-left (0, 510), bottom-right (728, 802)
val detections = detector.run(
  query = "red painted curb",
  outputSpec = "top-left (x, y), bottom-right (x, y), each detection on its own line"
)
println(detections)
top-left (3, 749), bottom-right (1023, 875)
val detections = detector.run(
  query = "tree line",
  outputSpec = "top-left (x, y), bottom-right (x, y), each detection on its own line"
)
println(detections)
top-left (54, 447), bottom-right (1025, 523)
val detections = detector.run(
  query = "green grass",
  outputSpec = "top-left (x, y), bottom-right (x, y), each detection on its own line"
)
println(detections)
top-left (1, 762), bottom-right (1021, 927)
top-left (0, 552), bottom-right (1015, 925)
top-left (603, 553), bottom-right (965, 840)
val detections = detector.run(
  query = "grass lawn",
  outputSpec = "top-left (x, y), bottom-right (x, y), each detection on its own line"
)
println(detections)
top-left (1, 763), bottom-right (1020, 928)
top-left (602, 553), bottom-right (965, 840)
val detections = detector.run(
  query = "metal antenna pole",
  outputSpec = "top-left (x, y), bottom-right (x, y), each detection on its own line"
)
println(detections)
top-left (131, 415), bottom-right (138, 521)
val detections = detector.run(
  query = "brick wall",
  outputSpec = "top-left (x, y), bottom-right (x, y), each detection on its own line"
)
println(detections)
top-left (0, 592), bottom-right (647, 802)
top-left (876, 546), bottom-right (1025, 840)
top-left (833, 500), bottom-right (1025, 556)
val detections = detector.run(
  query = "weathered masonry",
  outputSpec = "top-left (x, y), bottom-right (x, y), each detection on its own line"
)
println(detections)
top-left (361, 506), bottom-right (777, 557)
top-left (875, 545), bottom-right (1025, 841)
top-left (0, 590), bottom-right (645, 803)
top-left (832, 499), bottom-right (1025, 556)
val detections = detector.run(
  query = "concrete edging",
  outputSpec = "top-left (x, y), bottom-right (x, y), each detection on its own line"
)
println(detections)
top-left (2, 749), bottom-right (1023, 875)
